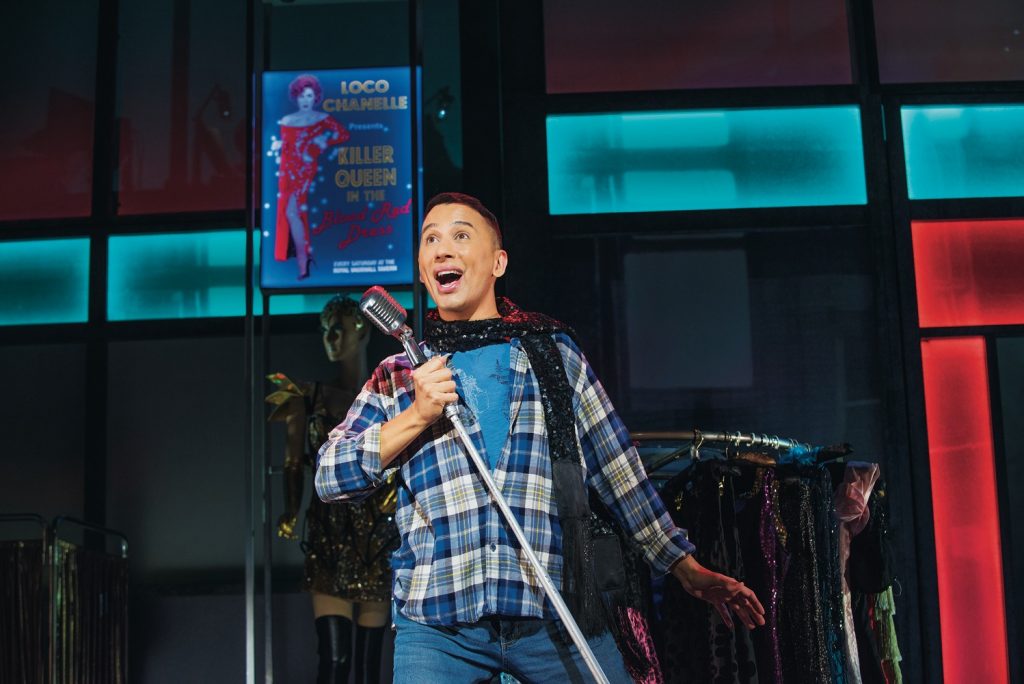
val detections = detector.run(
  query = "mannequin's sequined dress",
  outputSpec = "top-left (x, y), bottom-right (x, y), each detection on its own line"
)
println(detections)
top-left (295, 381), bottom-right (399, 601)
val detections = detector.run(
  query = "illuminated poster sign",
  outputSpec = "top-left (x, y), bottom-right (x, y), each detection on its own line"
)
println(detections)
top-left (260, 67), bottom-right (415, 289)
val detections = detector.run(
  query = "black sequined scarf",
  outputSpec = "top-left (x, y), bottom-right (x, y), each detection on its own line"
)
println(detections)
top-left (424, 297), bottom-right (604, 636)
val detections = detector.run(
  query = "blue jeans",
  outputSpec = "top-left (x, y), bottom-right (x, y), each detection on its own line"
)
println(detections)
top-left (392, 608), bottom-right (632, 683)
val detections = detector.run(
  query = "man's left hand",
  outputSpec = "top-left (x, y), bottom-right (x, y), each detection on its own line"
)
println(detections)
top-left (671, 555), bottom-right (766, 630)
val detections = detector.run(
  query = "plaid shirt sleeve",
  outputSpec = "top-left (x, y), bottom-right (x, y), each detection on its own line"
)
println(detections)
top-left (556, 333), bottom-right (696, 574)
top-left (315, 358), bottom-right (401, 503)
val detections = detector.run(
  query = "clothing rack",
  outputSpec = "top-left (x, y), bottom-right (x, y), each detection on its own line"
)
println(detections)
top-left (645, 440), bottom-right (900, 684)
top-left (632, 429), bottom-right (852, 477)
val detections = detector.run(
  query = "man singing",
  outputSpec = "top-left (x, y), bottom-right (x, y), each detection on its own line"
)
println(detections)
top-left (316, 192), bottom-right (765, 682)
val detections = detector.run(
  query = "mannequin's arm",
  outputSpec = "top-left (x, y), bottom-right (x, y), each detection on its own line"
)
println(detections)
top-left (277, 397), bottom-right (306, 539)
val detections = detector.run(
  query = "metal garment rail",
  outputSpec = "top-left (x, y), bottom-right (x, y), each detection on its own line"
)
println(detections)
top-left (632, 429), bottom-right (851, 476)
top-left (0, 514), bottom-right (129, 684)
top-left (633, 429), bottom-right (815, 452)
top-left (49, 516), bottom-right (129, 684)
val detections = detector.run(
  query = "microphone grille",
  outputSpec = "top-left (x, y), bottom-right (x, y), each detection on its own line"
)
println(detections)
top-left (359, 286), bottom-right (407, 335)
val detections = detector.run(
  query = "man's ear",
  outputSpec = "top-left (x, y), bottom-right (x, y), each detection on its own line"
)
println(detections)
top-left (493, 250), bottom-right (508, 278)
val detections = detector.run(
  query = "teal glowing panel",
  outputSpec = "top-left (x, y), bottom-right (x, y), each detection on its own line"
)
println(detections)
top-left (546, 106), bottom-right (867, 214)
top-left (902, 105), bottom-right (1024, 200)
top-left (269, 291), bottom-right (422, 315)
top-left (0, 238), bottom-right (90, 326)
top-left (108, 230), bottom-right (250, 321)
top-left (269, 293), bottom-right (341, 316)
top-left (109, 230), bottom-right (422, 320)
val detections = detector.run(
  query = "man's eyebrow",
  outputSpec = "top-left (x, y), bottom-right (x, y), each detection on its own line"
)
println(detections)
top-left (422, 220), bottom-right (477, 231)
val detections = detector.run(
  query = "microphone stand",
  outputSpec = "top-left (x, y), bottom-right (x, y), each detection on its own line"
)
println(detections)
top-left (394, 332), bottom-right (610, 684)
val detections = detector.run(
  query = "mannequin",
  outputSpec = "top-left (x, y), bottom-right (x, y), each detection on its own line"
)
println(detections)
top-left (267, 296), bottom-right (399, 683)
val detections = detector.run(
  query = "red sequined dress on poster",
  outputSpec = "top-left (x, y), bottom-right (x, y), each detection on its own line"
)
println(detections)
top-left (274, 117), bottom-right (349, 261)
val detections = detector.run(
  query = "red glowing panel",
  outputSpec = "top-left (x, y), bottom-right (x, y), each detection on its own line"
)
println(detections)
top-left (543, 0), bottom-right (851, 93)
top-left (912, 219), bottom-right (1024, 327)
top-left (115, 0), bottom-right (246, 215)
top-left (920, 337), bottom-right (1008, 684)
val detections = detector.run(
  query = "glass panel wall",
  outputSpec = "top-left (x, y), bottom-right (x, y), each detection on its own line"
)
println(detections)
top-left (117, 0), bottom-right (247, 214)
top-left (544, 0), bottom-right (851, 93)
top-left (0, 238), bottom-right (90, 325)
top-left (107, 230), bottom-right (247, 320)
top-left (547, 106), bottom-right (867, 214)
top-left (0, 1), bottom-right (99, 220)
top-left (902, 105), bottom-right (1024, 200)
top-left (920, 337), bottom-right (1009, 683)
top-left (912, 219), bottom-right (1024, 327)
top-left (876, 0), bottom-right (1024, 83)
top-left (612, 224), bottom-right (886, 462)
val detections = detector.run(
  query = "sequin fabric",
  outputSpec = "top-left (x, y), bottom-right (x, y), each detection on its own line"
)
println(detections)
top-left (658, 460), bottom-right (758, 684)
top-left (591, 495), bottom-right (664, 682)
top-left (652, 458), bottom-right (894, 683)
top-left (808, 468), bottom-right (848, 684)
top-left (619, 606), bottom-right (664, 684)
top-left (303, 484), bottom-right (398, 601)
top-left (303, 388), bottom-right (399, 602)
top-left (778, 476), bottom-right (832, 682)
top-left (423, 297), bottom-right (576, 355)
top-left (757, 468), bottom-right (787, 684)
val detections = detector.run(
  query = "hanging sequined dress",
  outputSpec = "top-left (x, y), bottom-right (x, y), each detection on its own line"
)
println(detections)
top-left (658, 459), bottom-right (760, 684)
top-left (301, 382), bottom-right (399, 601)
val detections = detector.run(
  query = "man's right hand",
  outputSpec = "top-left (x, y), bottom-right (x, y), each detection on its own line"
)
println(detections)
top-left (411, 355), bottom-right (457, 424)
top-left (378, 355), bottom-right (458, 467)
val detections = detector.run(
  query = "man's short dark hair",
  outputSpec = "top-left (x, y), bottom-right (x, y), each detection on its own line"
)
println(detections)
top-left (424, 192), bottom-right (503, 247)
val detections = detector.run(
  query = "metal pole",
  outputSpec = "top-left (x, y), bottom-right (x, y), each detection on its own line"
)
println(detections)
top-left (243, 0), bottom-right (262, 679)
top-left (261, 293), bottom-right (274, 683)
top-left (372, 297), bottom-right (608, 682)
top-left (442, 404), bottom-right (610, 684)
top-left (631, 429), bottom-right (811, 452)
top-left (408, 0), bottom-right (424, 339)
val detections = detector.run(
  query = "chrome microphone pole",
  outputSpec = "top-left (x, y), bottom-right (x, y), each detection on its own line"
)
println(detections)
top-left (439, 405), bottom-right (610, 684)
top-left (360, 288), bottom-right (610, 684)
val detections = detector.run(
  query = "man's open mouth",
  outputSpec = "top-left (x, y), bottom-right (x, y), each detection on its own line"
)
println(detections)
top-left (434, 269), bottom-right (463, 293)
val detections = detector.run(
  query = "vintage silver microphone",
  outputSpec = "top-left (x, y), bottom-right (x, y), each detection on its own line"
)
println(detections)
top-left (358, 286), bottom-right (610, 684)
top-left (359, 286), bottom-right (428, 366)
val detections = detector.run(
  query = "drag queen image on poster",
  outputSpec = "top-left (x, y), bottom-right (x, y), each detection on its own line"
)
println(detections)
top-left (270, 74), bottom-right (350, 280)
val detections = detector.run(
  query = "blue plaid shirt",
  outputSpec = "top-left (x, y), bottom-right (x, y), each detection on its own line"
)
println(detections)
top-left (315, 332), bottom-right (695, 626)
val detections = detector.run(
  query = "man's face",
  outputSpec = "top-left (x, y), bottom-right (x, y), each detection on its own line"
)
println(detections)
top-left (418, 203), bottom-right (507, 321)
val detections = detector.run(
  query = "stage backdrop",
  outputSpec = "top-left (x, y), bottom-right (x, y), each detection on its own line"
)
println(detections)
top-left (260, 67), bottom-right (416, 290)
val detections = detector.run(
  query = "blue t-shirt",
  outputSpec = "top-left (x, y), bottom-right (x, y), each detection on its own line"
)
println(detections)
top-left (449, 343), bottom-right (511, 470)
